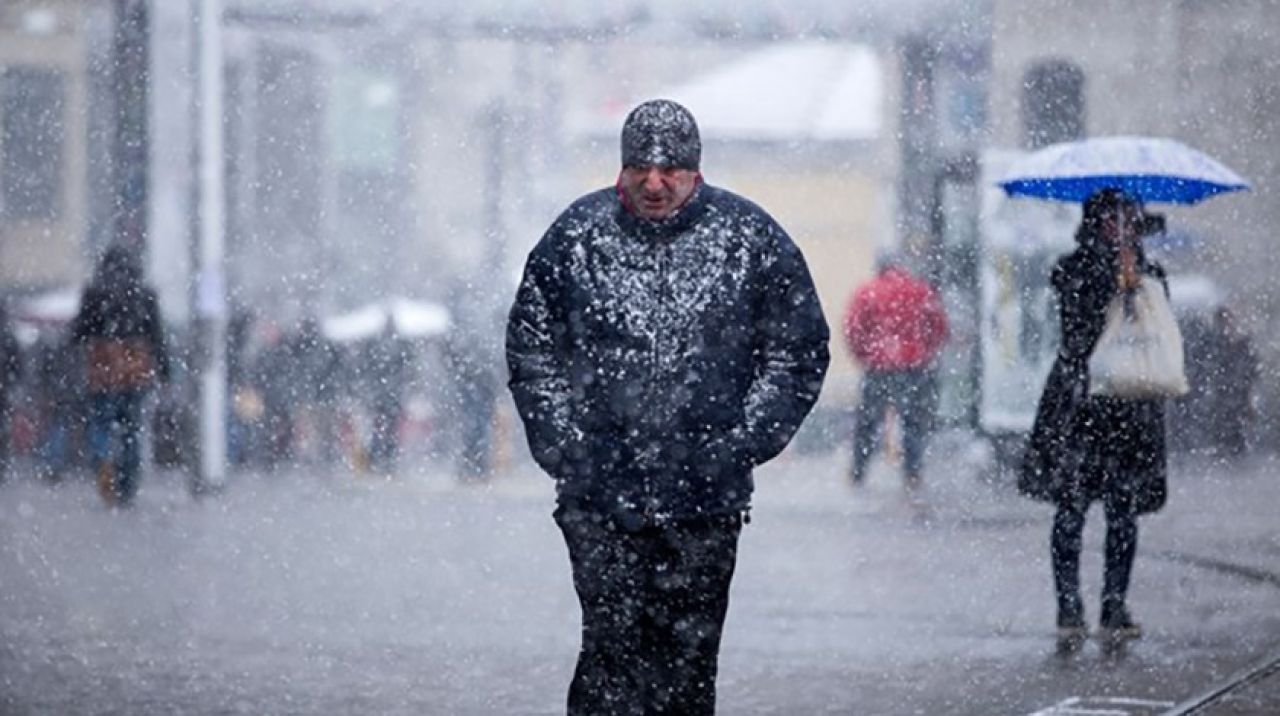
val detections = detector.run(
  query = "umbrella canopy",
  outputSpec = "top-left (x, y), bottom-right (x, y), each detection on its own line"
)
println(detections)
top-left (13, 286), bottom-right (81, 325)
top-left (996, 136), bottom-right (1249, 204)
top-left (321, 299), bottom-right (450, 343)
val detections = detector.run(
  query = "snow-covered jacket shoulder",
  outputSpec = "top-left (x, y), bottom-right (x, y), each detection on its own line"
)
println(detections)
top-left (506, 184), bottom-right (829, 524)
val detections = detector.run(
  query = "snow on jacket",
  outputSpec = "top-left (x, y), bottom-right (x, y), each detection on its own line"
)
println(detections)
top-left (506, 183), bottom-right (830, 525)
top-left (843, 267), bottom-right (948, 372)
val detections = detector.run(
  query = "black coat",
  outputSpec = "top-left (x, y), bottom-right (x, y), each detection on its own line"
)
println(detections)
top-left (0, 322), bottom-right (18, 400)
top-left (1019, 240), bottom-right (1168, 514)
top-left (71, 280), bottom-right (170, 387)
top-left (506, 183), bottom-right (830, 525)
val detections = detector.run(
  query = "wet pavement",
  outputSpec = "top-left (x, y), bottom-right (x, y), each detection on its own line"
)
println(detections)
top-left (1, 436), bottom-right (1278, 714)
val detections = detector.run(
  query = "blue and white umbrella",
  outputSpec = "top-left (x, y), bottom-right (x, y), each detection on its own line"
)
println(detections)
top-left (996, 136), bottom-right (1250, 205)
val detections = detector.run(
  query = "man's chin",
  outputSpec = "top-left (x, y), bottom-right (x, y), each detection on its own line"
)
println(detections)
top-left (638, 204), bottom-right (672, 220)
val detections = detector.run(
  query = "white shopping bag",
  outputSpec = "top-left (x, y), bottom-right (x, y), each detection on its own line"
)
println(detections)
top-left (1088, 277), bottom-right (1190, 399)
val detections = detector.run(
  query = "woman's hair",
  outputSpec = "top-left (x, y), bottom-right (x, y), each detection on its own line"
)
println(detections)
top-left (1075, 188), bottom-right (1141, 248)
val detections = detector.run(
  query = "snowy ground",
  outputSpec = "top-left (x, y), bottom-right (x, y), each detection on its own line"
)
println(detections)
top-left (2, 437), bottom-right (1278, 714)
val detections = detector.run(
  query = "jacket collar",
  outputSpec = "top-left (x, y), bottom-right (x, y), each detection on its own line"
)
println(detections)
top-left (614, 180), bottom-right (709, 242)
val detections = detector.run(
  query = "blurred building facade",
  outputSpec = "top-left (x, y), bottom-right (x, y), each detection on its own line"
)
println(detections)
top-left (6, 0), bottom-right (1279, 445)
top-left (0, 0), bottom-right (96, 295)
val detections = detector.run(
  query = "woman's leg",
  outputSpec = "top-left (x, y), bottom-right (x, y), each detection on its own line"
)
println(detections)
top-left (1100, 491), bottom-right (1140, 631)
top-left (1051, 501), bottom-right (1087, 627)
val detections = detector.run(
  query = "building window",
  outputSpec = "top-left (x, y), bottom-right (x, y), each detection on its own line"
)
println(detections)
top-left (1021, 60), bottom-right (1084, 149)
top-left (1, 66), bottom-right (66, 220)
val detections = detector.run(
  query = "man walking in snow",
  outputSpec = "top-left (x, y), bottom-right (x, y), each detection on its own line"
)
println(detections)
top-left (506, 99), bottom-right (829, 715)
top-left (843, 252), bottom-right (948, 493)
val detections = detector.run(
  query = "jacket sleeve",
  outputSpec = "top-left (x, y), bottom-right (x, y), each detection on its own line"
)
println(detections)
top-left (1053, 257), bottom-right (1114, 363)
top-left (724, 223), bottom-right (831, 468)
top-left (70, 291), bottom-right (97, 343)
top-left (505, 236), bottom-right (584, 480)
top-left (146, 291), bottom-right (171, 383)
top-left (843, 290), bottom-right (872, 364)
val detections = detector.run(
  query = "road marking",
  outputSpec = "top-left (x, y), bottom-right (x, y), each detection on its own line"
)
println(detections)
top-left (1162, 649), bottom-right (1280, 715)
top-left (1028, 696), bottom-right (1175, 716)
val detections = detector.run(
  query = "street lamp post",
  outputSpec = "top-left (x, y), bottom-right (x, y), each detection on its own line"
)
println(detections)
top-left (193, 0), bottom-right (227, 493)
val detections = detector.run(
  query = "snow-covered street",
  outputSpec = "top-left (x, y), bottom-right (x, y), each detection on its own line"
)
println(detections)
top-left (3, 443), bottom-right (1278, 714)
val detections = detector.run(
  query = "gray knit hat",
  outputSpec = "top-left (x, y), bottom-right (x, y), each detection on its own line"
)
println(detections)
top-left (620, 99), bottom-right (701, 170)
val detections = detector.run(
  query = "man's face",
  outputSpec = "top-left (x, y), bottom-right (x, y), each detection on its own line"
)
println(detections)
top-left (619, 165), bottom-right (698, 220)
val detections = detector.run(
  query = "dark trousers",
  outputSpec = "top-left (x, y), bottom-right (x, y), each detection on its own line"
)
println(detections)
top-left (1051, 490), bottom-right (1138, 621)
top-left (852, 369), bottom-right (935, 481)
top-left (556, 508), bottom-right (742, 716)
top-left (88, 390), bottom-right (145, 504)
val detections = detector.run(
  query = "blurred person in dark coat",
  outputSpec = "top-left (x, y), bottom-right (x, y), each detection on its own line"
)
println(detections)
top-left (507, 99), bottom-right (829, 715)
top-left (362, 325), bottom-right (414, 474)
top-left (0, 306), bottom-right (20, 482)
top-left (33, 330), bottom-right (84, 482)
top-left (1020, 189), bottom-right (1169, 649)
top-left (285, 317), bottom-right (343, 464)
top-left (444, 283), bottom-right (502, 483)
top-left (251, 326), bottom-right (296, 468)
top-left (71, 245), bottom-right (170, 506)
top-left (1207, 306), bottom-right (1258, 456)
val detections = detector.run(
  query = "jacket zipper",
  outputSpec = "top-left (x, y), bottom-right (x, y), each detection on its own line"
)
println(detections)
top-left (645, 244), bottom-right (672, 523)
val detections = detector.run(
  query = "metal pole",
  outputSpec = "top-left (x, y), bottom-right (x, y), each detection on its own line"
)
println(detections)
top-left (194, 0), bottom-right (227, 493)
top-left (112, 0), bottom-right (149, 249)
top-left (483, 99), bottom-right (507, 276)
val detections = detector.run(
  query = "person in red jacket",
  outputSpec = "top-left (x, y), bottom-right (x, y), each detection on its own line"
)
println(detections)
top-left (844, 253), bottom-right (949, 491)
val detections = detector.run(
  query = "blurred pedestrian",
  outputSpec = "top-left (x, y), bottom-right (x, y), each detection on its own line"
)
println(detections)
top-left (842, 252), bottom-right (949, 493)
top-left (33, 330), bottom-right (83, 483)
top-left (71, 245), bottom-right (170, 507)
top-left (507, 99), bottom-right (829, 715)
top-left (1208, 306), bottom-right (1258, 456)
top-left (285, 317), bottom-right (342, 464)
top-left (444, 284), bottom-right (501, 483)
top-left (251, 326), bottom-right (295, 468)
top-left (225, 309), bottom-right (255, 467)
top-left (0, 306), bottom-right (21, 483)
top-left (362, 324), bottom-right (414, 475)
top-left (1020, 189), bottom-right (1169, 649)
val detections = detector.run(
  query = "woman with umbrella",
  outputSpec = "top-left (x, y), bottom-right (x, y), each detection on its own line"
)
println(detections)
top-left (1002, 136), bottom-right (1247, 649)
top-left (1019, 189), bottom-right (1169, 649)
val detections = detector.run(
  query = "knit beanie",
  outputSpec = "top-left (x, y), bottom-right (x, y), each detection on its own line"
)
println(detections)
top-left (620, 99), bottom-right (701, 170)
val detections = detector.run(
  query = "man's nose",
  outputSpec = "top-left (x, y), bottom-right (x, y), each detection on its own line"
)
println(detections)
top-left (641, 168), bottom-right (665, 190)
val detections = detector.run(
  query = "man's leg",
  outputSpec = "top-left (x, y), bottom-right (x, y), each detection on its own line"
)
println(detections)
top-left (897, 370), bottom-right (934, 489)
top-left (115, 391), bottom-right (144, 505)
top-left (87, 394), bottom-right (119, 504)
top-left (852, 373), bottom-right (889, 483)
top-left (557, 508), bottom-right (649, 716)
top-left (648, 514), bottom-right (742, 715)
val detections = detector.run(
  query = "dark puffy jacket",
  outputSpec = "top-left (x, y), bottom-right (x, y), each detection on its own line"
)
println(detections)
top-left (506, 184), bottom-right (829, 525)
